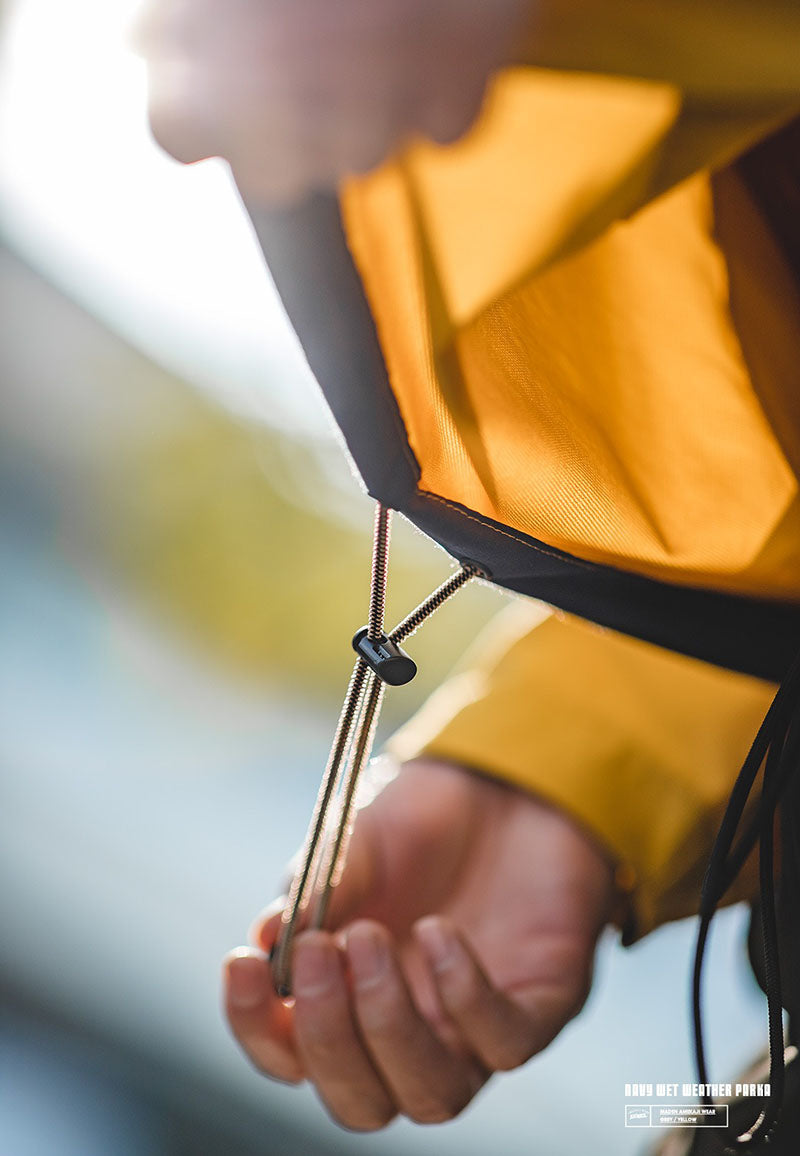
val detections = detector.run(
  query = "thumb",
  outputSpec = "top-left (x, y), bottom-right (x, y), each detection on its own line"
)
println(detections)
top-left (249, 896), bottom-right (287, 954)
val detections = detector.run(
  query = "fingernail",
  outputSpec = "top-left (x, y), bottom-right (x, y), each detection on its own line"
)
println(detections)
top-left (293, 936), bottom-right (336, 998)
top-left (227, 951), bottom-right (269, 1010)
top-left (346, 924), bottom-right (390, 990)
top-left (415, 917), bottom-right (457, 972)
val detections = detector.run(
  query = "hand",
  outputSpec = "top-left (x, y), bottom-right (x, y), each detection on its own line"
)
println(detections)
top-left (136, 0), bottom-right (527, 202)
top-left (223, 759), bottom-right (618, 1130)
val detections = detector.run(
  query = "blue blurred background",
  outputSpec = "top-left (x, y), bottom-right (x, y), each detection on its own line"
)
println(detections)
top-left (0, 3), bottom-right (769, 1153)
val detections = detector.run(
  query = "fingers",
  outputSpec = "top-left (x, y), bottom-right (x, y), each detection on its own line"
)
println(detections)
top-left (292, 932), bottom-right (397, 1130)
top-left (415, 916), bottom-right (587, 1071)
top-left (342, 922), bottom-right (482, 1123)
top-left (223, 948), bottom-right (303, 1083)
top-left (229, 913), bottom-right (572, 1131)
top-left (288, 922), bottom-right (482, 1129)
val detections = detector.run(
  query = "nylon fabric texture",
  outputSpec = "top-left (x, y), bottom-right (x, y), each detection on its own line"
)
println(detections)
top-left (341, 68), bottom-right (800, 598)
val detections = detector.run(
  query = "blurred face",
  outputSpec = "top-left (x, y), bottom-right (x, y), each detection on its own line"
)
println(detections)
top-left (136, 0), bottom-right (258, 166)
top-left (136, 0), bottom-right (524, 201)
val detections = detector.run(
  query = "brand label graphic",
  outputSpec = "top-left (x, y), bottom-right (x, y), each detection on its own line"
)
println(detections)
top-left (624, 1104), bottom-right (729, 1129)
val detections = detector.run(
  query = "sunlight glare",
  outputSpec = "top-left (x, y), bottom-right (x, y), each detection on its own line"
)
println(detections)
top-left (0, 0), bottom-right (326, 434)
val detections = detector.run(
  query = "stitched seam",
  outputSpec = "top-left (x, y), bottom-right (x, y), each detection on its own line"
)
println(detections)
top-left (421, 491), bottom-right (800, 609)
top-left (420, 490), bottom-right (600, 573)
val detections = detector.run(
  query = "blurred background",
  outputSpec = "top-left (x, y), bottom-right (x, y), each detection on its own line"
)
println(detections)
top-left (0, 2), bottom-right (771, 1153)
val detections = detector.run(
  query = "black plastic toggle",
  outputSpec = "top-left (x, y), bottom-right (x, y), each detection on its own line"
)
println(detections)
top-left (352, 627), bottom-right (417, 686)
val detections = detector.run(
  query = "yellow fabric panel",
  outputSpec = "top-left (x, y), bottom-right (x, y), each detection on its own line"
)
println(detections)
top-left (714, 166), bottom-right (800, 480)
top-left (516, 0), bottom-right (800, 103)
top-left (403, 70), bottom-right (682, 327)
top-left (389, 607), bottom-right (777, 938)
top-left (341, 69), bottom-right (800, 596)
top-left (340, 5), bottom-right (800, 943)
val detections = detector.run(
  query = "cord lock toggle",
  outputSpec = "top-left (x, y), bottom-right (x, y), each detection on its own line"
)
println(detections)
top-left (352, 628), bottom-right (417, 686)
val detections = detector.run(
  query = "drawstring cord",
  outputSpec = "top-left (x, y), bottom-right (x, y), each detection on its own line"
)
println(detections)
top-left (271, 502), bottom-right (480, 997)
top-left (693, 649), bottom-right (800, 1149)
top-left (268, 495), bottom-right (800, 1143)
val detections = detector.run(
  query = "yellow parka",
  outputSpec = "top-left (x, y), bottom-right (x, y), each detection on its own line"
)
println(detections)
top-left (323, 0), bottom-right (800, 939)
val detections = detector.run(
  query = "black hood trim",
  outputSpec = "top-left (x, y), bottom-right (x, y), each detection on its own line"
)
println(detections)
top-left (247, 195), bottom-right (800, 683)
